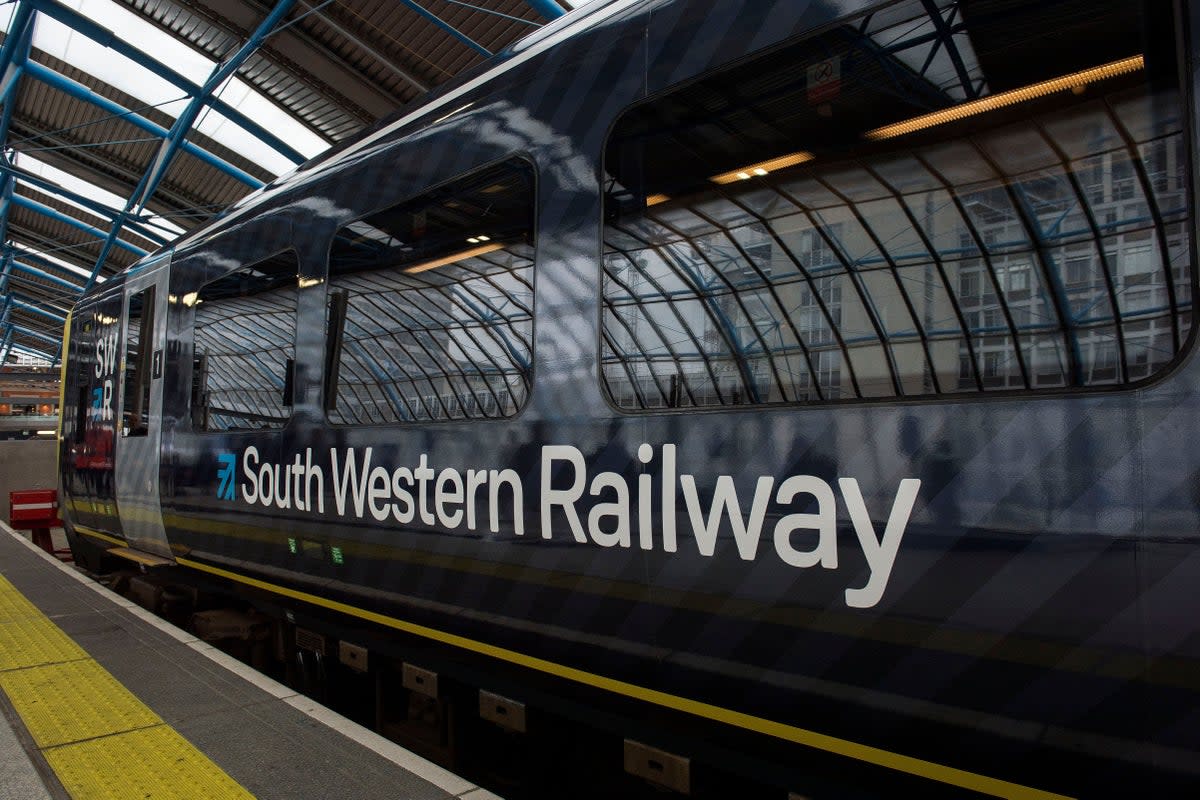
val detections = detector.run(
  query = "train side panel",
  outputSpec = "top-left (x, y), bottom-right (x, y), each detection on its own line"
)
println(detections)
top-left (61, 0), bottom-right (1200, 796)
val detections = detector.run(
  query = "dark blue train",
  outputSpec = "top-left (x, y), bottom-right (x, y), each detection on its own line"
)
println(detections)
top-left (56, 0), bottom-right (1199, 796)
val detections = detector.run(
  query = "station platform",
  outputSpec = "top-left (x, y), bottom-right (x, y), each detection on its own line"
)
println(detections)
top-left (0, 522), bottom-right (500, 800)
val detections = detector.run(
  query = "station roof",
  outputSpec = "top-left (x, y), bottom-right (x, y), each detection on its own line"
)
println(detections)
top-left (0, 0), bottom-right (576, 367)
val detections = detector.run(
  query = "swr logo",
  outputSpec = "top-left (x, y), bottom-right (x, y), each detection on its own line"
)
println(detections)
top-left (216, 452), bottom-right (237, 500)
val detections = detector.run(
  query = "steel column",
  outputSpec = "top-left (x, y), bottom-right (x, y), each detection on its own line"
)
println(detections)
top-left (0, 2), bottom-right (35, 104)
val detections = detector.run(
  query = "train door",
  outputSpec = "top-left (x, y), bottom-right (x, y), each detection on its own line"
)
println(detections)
top-left (114, 255), bottom-right (173, 559)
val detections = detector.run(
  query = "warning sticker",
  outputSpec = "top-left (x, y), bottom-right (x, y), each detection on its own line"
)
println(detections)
top-left (807, 57), bottom-right (841, 104)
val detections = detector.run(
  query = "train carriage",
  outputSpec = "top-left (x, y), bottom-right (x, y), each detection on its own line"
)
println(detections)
top-left (57, 0), bottom-right (1200, 796)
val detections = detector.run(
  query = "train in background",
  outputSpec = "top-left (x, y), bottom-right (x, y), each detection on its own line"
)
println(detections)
top-left (56, 0), bottom-right (1200, 796)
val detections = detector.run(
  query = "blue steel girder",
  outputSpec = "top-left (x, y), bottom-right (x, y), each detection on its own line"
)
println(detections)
top-left (20, 60), bottom-right (264, 189)
top-left (0, 2), bottom-right (35, 106)
top-left (521, 0), bottom-right (566, 21)
top-left (0, 162), bottom-right (170, 246)
top-left (24, 0), bottom-right (309, 166)
top-left (856, 0), bottom-right (981, 106)
top-left (134, 0), bottom-right (300, 209)
top-left (11, 194), bottom-right (148, 256)
top-left (917, 0), bottom-right (979, 100)
top-left (399, 0), bottom-right (492, 57)
top-left (11, 296), bottom-right (66, 322)
top-left (0, 326), bottom-right (14, 363)
top-left (0, 4), bottom-right (35, 359)
top-left (12, 323), bottom-right (59, 346)
top-left (75, 1), bottom-right (298, 298)
top-left (7, 252), bottom-right (87, 292)
top-left (0, 171), bottom-right (16, 259)
top-left (7, 341), bottom-right (56, 362)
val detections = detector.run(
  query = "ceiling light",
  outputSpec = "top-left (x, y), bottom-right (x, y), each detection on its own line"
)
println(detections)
top-left (645, 194), bottom-right (670, 206)
top-left (404, 242), bottom-right (504, 274)
top-left (710, 151), bottom-right (815, 184)
top-left (865, 55), bottom-right (1144, 141)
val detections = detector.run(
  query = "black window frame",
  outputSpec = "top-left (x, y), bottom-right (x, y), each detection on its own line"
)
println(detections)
top-left (321, 154), bottom-right (538, 427)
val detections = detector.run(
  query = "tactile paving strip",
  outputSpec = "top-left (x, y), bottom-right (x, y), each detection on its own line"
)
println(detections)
top-left (0, 573), bottom-right (254, 799)
top-left (45, 724), bottom-right (252, 800)
top-left (0, 660), bottom-right (162, 747)
top-left (0, 584), bottom-right (41, 623)
top-left (0, 617), bottom-right (88, 671)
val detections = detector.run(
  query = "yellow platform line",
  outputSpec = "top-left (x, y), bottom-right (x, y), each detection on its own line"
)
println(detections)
top-left (0, 575), bottom-right (253, 799)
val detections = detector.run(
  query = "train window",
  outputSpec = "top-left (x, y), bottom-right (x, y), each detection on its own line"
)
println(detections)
top-left (324, 158), bottom-right (534, 424)
top-left (121, 287), bottom-right (155, 437)
top-left (190, 250), bottom-right (300, 431)
top-left (601, 0), bottom-right (1191, 409)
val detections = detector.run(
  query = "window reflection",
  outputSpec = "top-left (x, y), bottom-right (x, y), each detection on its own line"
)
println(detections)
top-left (601, 0), bottom-right (1189, 409)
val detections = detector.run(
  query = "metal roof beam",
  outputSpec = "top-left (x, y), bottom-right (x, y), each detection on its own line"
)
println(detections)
top-left (24, 0), bottom-right (309, 165)
top-left (0, 327), bottom-right (13, 364)
top-left (398, 0), bottom-right (492, 57)
top-left (0, 173), bottom-right (17, 265)
top-left (20, 60), bottom-right (265, 189)
top-left (10, 296), bottom-right (65, 322)
top-left (9, 120), bottom-right (211, 221)
top-left (11, 323), bottom-right (59, 346)
top-left (0, 4), bottom-right (37, 357)
top-left (292, 0), bottom-right (428, 96)
top-left (135, 0), bottom-right (299, 209)
top-left (0, 2), bottom-right (35, 104)
top-left (10, 194), bottom-right (149, 255)
top-left (7, 341), bottom-right (56, 362)
top-left (522, 0), bottom-right (567, 21)
top-left (9, 260), bottom-right (85, 293)
top-left (203, 0), bottom-right (415, 120)
top-left (0, 163), bottom-right (171, 245)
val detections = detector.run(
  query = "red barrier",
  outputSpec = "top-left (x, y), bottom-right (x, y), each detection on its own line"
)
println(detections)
top-left (9, 489), bottom-right (70, 560)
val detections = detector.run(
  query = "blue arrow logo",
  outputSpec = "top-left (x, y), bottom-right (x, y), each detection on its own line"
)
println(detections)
top-left (216, 452), bottom-right (237, 500)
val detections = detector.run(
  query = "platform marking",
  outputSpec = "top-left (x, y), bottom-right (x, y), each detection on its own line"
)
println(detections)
top-left (5, 524), bottom-right (490, 800)
top-left (0, 573), bottom-right (253, 800)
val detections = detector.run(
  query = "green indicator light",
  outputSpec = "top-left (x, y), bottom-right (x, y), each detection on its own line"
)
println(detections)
top-left (287, 538), bottom-right (297, 554)
top-left (331, 546), bottom-right (344, 565)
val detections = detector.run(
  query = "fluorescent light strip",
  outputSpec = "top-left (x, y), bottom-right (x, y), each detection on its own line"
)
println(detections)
top-left (865, 54), bottom-right (1145, 141)
top-left (710, 151), bottom-right (815, 185)
top-left (403, 242), bottom-right (504, 274)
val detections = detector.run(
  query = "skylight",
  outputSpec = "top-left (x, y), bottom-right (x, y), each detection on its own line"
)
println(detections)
top-left (11, 241), bottom-right (104, 283)
top-left (0, 1), bottom-right (330, 177)
top-left (15, 153), bottom-right (186, 239)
